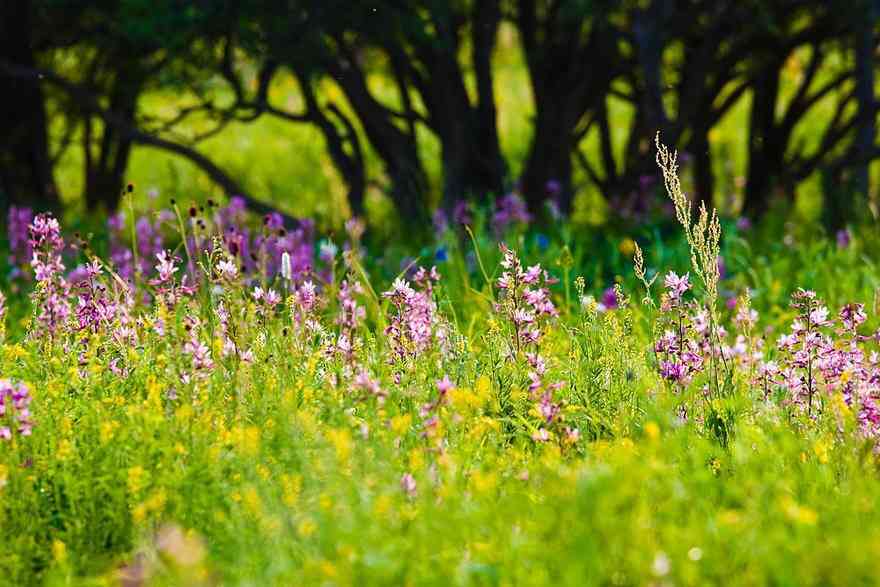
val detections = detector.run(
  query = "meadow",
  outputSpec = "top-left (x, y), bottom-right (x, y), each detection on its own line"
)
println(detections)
top-left (1, 138), bottom-right (880, 586)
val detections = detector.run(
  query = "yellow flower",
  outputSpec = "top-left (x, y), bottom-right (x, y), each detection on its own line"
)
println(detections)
top-left (326, 428), bottom-right (352, 462)
top-left (281, 474), bottom-right (302, 507)
top-left (781, 495), bottom-right (818, 526)
top-left (717, 509), bottom-right (742, 526)
top-left (408, 448), bottom-right (425, 472)
top-left (644, 422), bottom-right (660, 442)
top-left (52, 539), bottom-right (67, 563)
top-left (127, 466), bottom-right (148, 494)
top-left (100, 421), bottom-right (120, 445)
top-left (243, 486), bottom-right (262, 516)
top-left (475, 375), bottom-right (492, 405)
top-left (390, 414), bottom-right (412, 436)
top-left (297, 517), bottom-right (317, 538)
top-left (470, 470), bottom-right (498, 494)
top-left (319, 560), bottom-right (338, 579)
top-left (619, 238), bottom-right (636, 257)
top-left (57, 439), bottom-right (74, 461)
top-left (813, 438), bottom-right (830, 464)
top-left (373, 494), bottom-right (393, 519)
top-left (132, 503), bottom-right (147, 524)
top-left (146, 488), bottom-right (167, 513)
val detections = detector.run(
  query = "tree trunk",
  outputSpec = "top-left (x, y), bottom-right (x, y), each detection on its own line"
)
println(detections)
top-left (691, 128), bottom-right (714, 210)
top-left (0, 1), bottom-right (59, 211)
top-left (471, 0), bottom-right (506, 203)
top-left (327, 57), bottom-right (430, 226)
top-left (83, 66), bottom-right (141, 211)
top-left (296, 71), bottom-right (366, 217)
top-left (520, 105), bottom-right (575, 213)
top-left (851, 0), bottom-right (876, 221)
top-left (743, 67), bottom-right (781, 219)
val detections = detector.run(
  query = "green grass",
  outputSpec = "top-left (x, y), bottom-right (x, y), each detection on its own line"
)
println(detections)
top-left (1, 204), bottom-right (880, 584)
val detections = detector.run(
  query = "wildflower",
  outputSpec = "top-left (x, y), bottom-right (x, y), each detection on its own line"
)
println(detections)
top-left (840, 303), bottom-right (867, 332)
top-left (400, 472), bottom-right (417, 497)
top-left (0, 290), bottom-right (6, 338)
top-left (452, 200), bottom-right (472, 226)
top-left (345, 217), bottom-right (365, 241)
top-left (7, 206), bottom-right (34, 274)
top-left (599, 287), bottom-right (618, 312)
top-left (663, 271), bottom-right (690, 302)
top-left (265, 289), bottom-right (281, 307)
top-left (217, 258), bottom-right (239, 280)
top-left (436, 375), bottom-right (454, 395)
top-left (432, 209), bottom-right (449, 237)
top-left (0, 379), bottom-right (33, 439)
top-left (280, 251), bottom-right (293, 281)
top-left (155, 250), bottom-right (178, 282)
top-left (319, 240), bottom-right (338, 264)
top-left (382, 269), bottom-right (444, 365)
top-left (353, 370), bottom-right (385, 403)
top-left (28, 214), bottom-right (70, 338)
top-left (492, 193), bottom-right (531, 235)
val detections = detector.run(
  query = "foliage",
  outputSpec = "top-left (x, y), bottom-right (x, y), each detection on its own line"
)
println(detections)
top-left (2, 154), bottom-right (880, 585)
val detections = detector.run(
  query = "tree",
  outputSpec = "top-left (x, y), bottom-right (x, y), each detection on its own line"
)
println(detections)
top-left (0, 1), bottom-right (58, 211)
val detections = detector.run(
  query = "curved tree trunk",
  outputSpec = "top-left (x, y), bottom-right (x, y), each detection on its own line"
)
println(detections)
top-left (83, 67), bottom-right (141, 212)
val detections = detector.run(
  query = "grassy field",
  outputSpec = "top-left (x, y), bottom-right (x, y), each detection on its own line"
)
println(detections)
top-left (3, 142), bottom-right (880, 585)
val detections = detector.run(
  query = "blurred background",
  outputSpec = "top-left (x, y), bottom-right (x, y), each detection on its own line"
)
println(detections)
top-left (1, 0), bottom-right (878, 242)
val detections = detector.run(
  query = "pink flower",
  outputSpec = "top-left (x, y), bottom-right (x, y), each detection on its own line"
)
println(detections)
top-left (663, 271), bottom-right (690, 301)
top-left (217, 259), bottom-right (238, 280)
top-left (400, 473), bottom-right (417, 497)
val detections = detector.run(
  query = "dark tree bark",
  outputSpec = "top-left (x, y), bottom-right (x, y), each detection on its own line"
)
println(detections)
top-left (851, 0), bottom-right (876, 214)
top-left (743, 65), bottom-right (783, 219)
top-left (325, 52), bottom-right (430, 226)
top-left (516, 1), bottom-right (623, 213)
top-left (295, 70), bottom-right (366, 216)
top-left (83, 65), bottom-right (142, 211)
top-left (691, 128), bottom-right (715, 210)
top-left (0, 1), bottom-right (59, 211)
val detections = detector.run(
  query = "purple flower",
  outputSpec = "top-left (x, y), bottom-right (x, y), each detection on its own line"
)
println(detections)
top-left (492, 193), bottom-right (531, 235)
top-left (735, 217), bottom-right (752, 231)
top-left (400, 473), bottom-right (417, 497)
top-left (0, 380), bottom-right (33, 439)
top-left (432, 209), bottom-right (449, 238)
top-left (452, 200), bottom-right (472, 226)
top-left (663, 272), bottom-right (690, 302)
top-left (7, 206), bottom-right (34, 273)
top-left (837, 228), bottom-right (851, 249)
top-left (28, 214), bottom-right (70, 337)
top-left (382, 270), bottom-right (444, 364)
top-left (600, 287), bottom-right (618, 311)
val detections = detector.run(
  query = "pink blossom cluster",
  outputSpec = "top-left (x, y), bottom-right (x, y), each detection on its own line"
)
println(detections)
top-left (28, 213), bottom-right (71, 338)
top-left (760, 290), bottom-right (880, 439)
top-left (382, 266), bottom-right (444, 365)
top-left (0, 379), bottom-right (32, 440)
